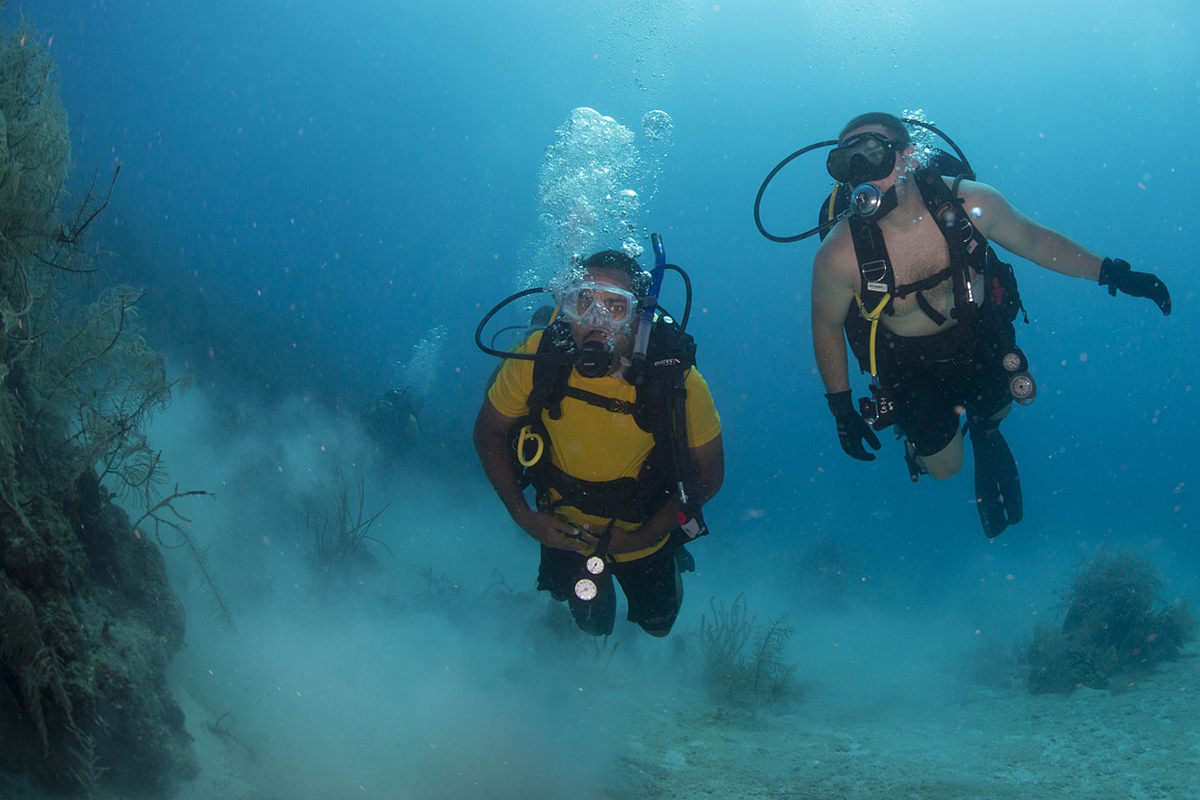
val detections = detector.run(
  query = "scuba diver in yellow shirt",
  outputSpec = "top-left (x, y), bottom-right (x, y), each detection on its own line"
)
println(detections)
top-left (474, 245), bottom-right (724, 637)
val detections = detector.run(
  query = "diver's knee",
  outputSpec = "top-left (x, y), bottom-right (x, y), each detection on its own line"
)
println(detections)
top-left (924, 460), bottom-right (962, 480)
top-left (919, 445), bottom-right (964, 480)
top-left (639, 608), bottom-right (679, 638)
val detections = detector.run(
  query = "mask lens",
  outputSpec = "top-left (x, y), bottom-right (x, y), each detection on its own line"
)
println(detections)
top-left (572, 288), bottom-right (595, 318)
top-left (827, 133), bottom-right (897, 184)
top-left (560, 283), bottom-right (635, 327)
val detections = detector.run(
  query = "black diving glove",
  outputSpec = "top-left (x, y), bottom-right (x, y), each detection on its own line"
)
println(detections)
top-left (1099, 257), bottom-right (1171, 316)
top-left (825, 390), bottom-right (881, 461)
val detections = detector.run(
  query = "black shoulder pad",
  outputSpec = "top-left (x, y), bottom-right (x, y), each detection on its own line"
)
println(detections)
top-left (645, 314), bottom-right (696, 371)
top-left (529, 319), bottom-right (576, 420)
top-left (914, 168), bottom-right (990, 276)
top-left (632, 314), bottom-right (694, 433)
top-left (926, 149), bottom-right (968, 179)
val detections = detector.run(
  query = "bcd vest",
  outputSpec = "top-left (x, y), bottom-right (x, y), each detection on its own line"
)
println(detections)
top-left (830, 168), bottom-right (1028, 377)
top-left (513, 315), bottom-right (697, 527)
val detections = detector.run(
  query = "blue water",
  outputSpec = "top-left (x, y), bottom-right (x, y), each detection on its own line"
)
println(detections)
top-left (17, 0), bottom-right (1200, 797)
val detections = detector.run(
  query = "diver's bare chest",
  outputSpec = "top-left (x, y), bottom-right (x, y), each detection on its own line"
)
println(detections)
top-left (887, 228), bottom-right (950, 286)
top-left (876, 226), bottom-right (956, 322)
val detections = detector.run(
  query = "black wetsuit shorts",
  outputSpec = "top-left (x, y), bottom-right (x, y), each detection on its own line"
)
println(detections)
top-left (877, 316), bottom-right (1014, 457)
top-left (537, 542), bottom-right (681, 637)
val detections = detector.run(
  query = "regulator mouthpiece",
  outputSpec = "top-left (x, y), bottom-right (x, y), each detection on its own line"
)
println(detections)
top-left (575, 340), bottom-right (613, 378)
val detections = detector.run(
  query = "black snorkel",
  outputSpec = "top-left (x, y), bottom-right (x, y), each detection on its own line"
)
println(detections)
top-left (753, 118), bottom-right (976, 243)
top-left (624, 232), bottom-right (667, 387)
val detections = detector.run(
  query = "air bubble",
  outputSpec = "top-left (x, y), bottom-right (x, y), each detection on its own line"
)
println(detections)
top-left (518, 107), bottom-right (675, 290)
top-left (642, 109), bottom-right (674, 141)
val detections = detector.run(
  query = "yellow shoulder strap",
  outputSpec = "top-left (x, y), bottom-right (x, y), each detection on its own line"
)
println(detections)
top-left (824, 183), bottom-right (841, 225)
top-left (853, 292), bottom-right (892, 378)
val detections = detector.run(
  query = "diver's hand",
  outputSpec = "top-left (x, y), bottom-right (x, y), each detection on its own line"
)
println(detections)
top-left (1099, 257), bottom-right (1171, 316)
top-left (825, 390), bottom-right (881, 461)
top-left (512, 508), bottom-right (599, 552)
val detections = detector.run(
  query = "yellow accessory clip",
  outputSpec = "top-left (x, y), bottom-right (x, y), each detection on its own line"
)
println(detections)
top-left (516, 424), bottom-right (544, 468)
top-left (512, 305), bottom-right (563, 470)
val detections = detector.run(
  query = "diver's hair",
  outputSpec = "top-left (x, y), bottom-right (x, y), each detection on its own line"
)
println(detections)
top-left (580, 250), bottom-right (651, 298)
top-left (839, 112), bottom-right (911, 147)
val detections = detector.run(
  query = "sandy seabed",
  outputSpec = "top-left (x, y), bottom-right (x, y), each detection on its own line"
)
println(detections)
top-left (169, 636), bottom-right (1199, 800)
top-left (610, 662), bottom-right (1199, 799)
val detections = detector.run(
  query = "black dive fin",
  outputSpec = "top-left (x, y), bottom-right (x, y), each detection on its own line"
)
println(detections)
top-left (969, 425), bottom-right (1023, 539)
top-left (673, 544), bottom-right (696, 574)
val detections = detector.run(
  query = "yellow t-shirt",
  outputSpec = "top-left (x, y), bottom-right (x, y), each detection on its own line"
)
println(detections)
top-left (487, 330), bottom-right (721, 558)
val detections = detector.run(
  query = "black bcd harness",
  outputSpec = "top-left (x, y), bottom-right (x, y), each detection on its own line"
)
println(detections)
top-left (512, 315), bottom-right (705, 537)
top-left (819, 166), bottom-right (1028, 379)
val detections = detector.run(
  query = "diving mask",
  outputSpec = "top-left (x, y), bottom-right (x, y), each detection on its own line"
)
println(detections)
top-left (558, 281), bottom-right (638, 331)
top-left (826, 132), bottom-right (901, 185)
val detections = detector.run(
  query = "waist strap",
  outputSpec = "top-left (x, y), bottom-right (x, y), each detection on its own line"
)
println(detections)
top-left (534, 461), bottom-right (670, 524)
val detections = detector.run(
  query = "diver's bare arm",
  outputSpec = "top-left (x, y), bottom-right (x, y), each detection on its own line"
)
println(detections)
top-left (811, 245), bottom-right (856, 394)
top-left (963, 181), bottom-right (1103, 279)
top-left (473, 400), bottom-right (532, 521)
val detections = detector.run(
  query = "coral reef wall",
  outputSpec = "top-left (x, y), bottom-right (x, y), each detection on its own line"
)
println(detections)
top-left (0, 12), bottom-right (197, 798)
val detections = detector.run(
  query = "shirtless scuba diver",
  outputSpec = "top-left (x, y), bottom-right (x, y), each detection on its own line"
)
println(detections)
top-left (807, 112), bottom-right (1170, 537)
